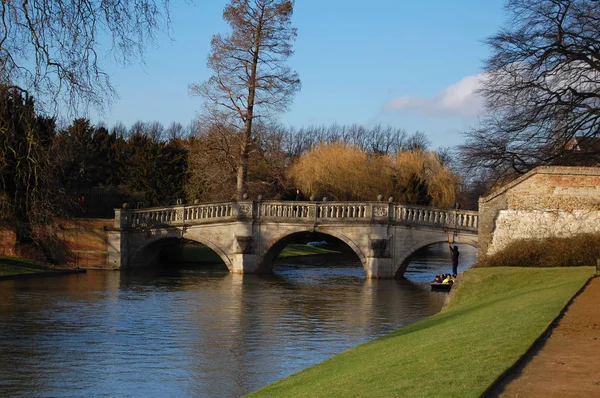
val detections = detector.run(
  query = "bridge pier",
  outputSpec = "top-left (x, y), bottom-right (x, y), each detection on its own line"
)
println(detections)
top-left (231, 253), bottom-right (259, 274)
top-left (230, 235), bottom-right (260, 274)
top-left (364, 238), bottom-right (393, 278)
top-left (365, 257), bottom-right (393, 278)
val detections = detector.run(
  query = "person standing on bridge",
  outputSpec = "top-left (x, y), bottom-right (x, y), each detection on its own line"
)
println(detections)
top-left (295, 189), bottom-right (305, 201)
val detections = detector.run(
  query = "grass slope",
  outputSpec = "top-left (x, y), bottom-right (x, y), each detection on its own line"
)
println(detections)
top-left (248, 267), bottom-right (593, 397)
top-left (0, 256), bottom-right (59, 277)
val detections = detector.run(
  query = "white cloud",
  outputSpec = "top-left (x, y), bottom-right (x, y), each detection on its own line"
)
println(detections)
top-left (384, 73), bottom-right (487, 117)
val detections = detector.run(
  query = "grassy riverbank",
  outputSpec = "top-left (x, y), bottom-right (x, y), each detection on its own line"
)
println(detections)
top-left (0, 256), bottom-right (63, 277)
top-left (248, 266), bottom-right (593, 397)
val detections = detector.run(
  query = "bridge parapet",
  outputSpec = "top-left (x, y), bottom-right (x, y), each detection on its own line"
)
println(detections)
top-left (115, 201), bottom-right (478, 232)
top-left (394, 205), bottom-right (478, 230)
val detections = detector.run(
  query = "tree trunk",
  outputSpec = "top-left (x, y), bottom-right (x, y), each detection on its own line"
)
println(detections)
top-left (235, 7), bottom-right (263, 200)
top-left (236, 125), bottom-right (250, 199)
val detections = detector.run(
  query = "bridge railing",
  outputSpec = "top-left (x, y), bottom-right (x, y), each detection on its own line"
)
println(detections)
top-left (115, 200), bottom-right (478, 231)
top-left (393, 204), bottom-right (478, 230)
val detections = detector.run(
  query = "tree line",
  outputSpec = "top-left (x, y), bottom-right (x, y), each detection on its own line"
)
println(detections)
top-left (0, 85), bottom-right (461, 241)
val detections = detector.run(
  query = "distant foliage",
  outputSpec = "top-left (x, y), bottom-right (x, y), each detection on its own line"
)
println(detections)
top-left (54, 118), bottom-right (189, 208)
top-left (0, 87), bottom-right (67, 240)
top-left (287, 142), bottom-right (458, 205)
top-left (477, 234), bottom-right (600, 268)
top-left (393, 150), bottom-right (458, 207)
top-left (286, 142), bottom-right (390, 201)
top-left (281, 124), bottom-right (429, 158)
top-left (185, 122), bottom-right (292, 201)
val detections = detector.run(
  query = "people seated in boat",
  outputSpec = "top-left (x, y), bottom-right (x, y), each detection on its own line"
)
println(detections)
top-left (433, 274), bottom-right (444, 283)
top-left (442, 274), bottom-right (455, 284)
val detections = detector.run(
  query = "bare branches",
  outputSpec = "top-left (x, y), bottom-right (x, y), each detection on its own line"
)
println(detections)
top-left (461, 0), bottom-right (600, 180)
top-left (0, 0), bottom-right (171, 115)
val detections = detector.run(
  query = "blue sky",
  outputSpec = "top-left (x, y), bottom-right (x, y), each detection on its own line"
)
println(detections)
top-left (91, 0), bottom-right (507, 148)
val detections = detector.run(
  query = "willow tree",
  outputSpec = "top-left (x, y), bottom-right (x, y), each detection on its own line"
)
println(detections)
top-left (190, 0), bottom-right (300, 199)
top-left (0, 87), bottom-right (63, 242)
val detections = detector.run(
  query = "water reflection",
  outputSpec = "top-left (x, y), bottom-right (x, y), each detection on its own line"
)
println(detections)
top-left (0, 244), bottom-right (475, 397)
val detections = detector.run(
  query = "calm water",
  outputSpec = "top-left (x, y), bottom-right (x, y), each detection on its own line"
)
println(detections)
top-left (0, 244), bottom-right (475, 397)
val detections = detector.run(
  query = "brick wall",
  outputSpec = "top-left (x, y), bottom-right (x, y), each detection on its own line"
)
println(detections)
top-left (478, 166), bottom-right (600, 257)
top-left (0, 226), bottom-right (16, 256)
top-left (0, 219), bottom-right (115, 268)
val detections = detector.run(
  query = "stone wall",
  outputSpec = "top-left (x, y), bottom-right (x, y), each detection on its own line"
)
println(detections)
top-left (0, 219), bottom-right (114, 268)
top-left (478, 166), bottom-right (600, 257)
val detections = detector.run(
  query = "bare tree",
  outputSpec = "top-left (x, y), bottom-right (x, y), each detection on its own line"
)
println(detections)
top-left (460, 0), bottom-right (600, 180)
top-left (190, 0), bottom-right (300, 199)
top-left (281, 124), bottom-right (423, 158)
top-left (185, 120), bottom-right (291, 201)
top-left (0, 0), bottom-right (172, 114)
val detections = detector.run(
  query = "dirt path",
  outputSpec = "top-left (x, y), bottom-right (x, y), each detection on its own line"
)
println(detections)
top-left (490, 276), bottom-right (600, 397)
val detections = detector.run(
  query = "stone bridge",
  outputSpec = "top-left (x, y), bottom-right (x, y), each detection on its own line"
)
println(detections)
top-left (107, 200), bottom-right (478, 279)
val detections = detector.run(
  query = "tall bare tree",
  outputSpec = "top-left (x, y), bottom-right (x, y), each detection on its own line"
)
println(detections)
top-left (460, 0), bottom-right (600, 180)
top-left (0, 0), bottom-right (172, 114)
top-left (190, 0), bottom-right (300, 199)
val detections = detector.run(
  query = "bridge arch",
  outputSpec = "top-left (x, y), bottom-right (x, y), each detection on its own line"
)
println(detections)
top-left (129, 233), bottom-right (233, 270)
top-left (393, 235), bottom-right (478, 278)
top-left (258, 228), bottom-right (367, 274)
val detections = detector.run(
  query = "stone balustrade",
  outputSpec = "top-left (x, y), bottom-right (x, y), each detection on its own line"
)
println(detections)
top-left (115, 200), bottom-right (478, 231)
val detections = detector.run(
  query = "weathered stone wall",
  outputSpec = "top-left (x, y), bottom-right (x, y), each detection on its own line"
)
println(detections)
top-left (0, 219), bottom-right (114, 268)
top-left (478, 166), bottom-right (600, 257)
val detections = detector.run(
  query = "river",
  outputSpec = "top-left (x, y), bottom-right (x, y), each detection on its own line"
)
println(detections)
top-left (0, 243), bottom-right (476, 397)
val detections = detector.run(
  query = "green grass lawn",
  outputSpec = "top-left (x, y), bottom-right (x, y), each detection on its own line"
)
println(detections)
top-left (178, 243), bottom-right (340, 264)
top-left (278, 244), bottom-right (341, 258)
top-left (0, 256), bottom-right (60, 277)
top-left (248, 266), bottom-right (593, 398)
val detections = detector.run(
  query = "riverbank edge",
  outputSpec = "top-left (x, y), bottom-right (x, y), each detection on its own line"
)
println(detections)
top-left (0, 268), bottom-right (87, 280)
top-left (0, 256), bottom-right (87, 280)
top-left (480, 274), bottom-right (597, 397)
top-left (247, 267), bottom-right (593, 397)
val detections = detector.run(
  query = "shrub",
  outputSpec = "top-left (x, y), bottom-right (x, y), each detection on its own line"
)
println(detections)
top-left (477, 233), bottom-right (600, 268)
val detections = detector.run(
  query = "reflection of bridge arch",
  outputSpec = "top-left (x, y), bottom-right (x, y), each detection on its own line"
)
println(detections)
top-left (258, 228), bottom-right (367, 274)
top-left (393, 235), bottom-right (478, 277)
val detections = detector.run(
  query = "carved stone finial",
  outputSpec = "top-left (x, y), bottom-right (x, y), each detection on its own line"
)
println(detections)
top-left (242, 193), bottom-right (249, 200)
top-left (176, 198), bottom-right (183, 205)
top-left (377, 194), bottom-right (383, 202)
top-left (194, 199), bottom-right (199, 204)
top-left (122, 203), bottom-right (129, 209)
top-left (388, 197), bottom-right (394, 203)
top-left (309, 194), bottom-right (315, 201)
top-left (322, 197), bottom-right (328, 202)
top-left (257, 195), bottom-right (263, 201)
